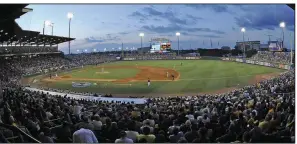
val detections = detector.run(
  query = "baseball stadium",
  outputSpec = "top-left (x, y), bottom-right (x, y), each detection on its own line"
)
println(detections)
top-left (0, 4), bottom-right (295, 144)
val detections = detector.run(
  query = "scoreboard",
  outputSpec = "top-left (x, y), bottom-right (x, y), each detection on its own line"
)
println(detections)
top-left (150, 38), bottom-right (171, 53)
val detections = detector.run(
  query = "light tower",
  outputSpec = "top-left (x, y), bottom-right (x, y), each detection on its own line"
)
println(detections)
top-left (67, 12), bottom-right (74, 54)
top-left (241, 28), bottom-right (246, 57)
top-left (139, 33), bottom-right (144, 54)
top-left (279, 21), bottom-right (285, 48)
top-left (176, 32), bottom-right (180, 56)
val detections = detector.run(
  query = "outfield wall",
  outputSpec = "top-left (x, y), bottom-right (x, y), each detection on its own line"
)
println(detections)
top-left (123, 56), bottom-right (201, 61)
top-left (221, 57), bottom-right (292, 70)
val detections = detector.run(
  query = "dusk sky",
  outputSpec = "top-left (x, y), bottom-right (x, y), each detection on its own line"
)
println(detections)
top-left (16, 4), bottom-right (295, 53)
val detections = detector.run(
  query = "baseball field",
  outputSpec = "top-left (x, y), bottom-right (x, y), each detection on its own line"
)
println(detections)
top-left (26, 60), bottom-right (284, 97)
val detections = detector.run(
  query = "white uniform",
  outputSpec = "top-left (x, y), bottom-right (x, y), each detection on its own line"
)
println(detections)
top-left (148, 80), bottom-right (150, 86)
top-left (166, 72), bottom-right (169, 78)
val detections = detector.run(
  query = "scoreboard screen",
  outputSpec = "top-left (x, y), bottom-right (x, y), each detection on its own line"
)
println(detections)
top-left (150, 38), bottom-right (171, 53)
top-left (269, 41), bottom-right (283, 51)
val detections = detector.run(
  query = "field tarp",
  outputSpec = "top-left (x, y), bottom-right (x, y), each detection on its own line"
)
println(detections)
top-left (25, 87), bottom-right (147, 104)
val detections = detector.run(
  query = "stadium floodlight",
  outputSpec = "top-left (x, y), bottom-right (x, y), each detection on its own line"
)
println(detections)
top-left (67, 12), bottom-right (74, 19)
top-left (0, 30), bottom-right (3, 33)
top-left (67, 12), bottom-right (74, 55)
top-left (241, 28), bottom-right (245, 33)
top-left (279, 21), bottom-right (285, 28)
top-left (45, 20), bottom-right (51, 26)
top-left (5, 33), bottom-right (8, 35)
top-left (176, 32), bottom-right (180, 36)
top-left (84, 49), bottom-right (87, 52)
top-left (139, 33), bottom-right (144, 37)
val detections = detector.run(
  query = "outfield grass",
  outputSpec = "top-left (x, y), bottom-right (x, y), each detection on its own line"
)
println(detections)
top-left (32, 60), bottom-right (284, 95)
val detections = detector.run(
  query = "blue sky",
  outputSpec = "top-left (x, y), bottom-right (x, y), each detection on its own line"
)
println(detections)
top-left (16, 4), bottom-right (295, 53)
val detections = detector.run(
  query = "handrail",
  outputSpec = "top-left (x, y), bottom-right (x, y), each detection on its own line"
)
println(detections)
top-left (0, 123), bottom-right (41, 143)
top-left (49, 124), bottom-right (62, 130)
top-left (43, 118), bottom-right (63, 123)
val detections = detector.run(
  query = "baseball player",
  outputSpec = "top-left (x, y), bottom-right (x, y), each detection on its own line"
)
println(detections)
top-left (171, 74), bottom-right (175, 81)
top-left (102, 67), bottom-right (104, 72)
top-left (181, 62), bottom-right (183, 66)
top-left (147, 78), bottom-right (151, 86)
top-left (166, 72), bottom-right (169, 78)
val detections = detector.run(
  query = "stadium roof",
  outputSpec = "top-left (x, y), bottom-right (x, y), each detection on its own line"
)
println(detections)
top-left (287, 4), bottom-right (295, 10)
top-left (0, 4), bottom-right (75, 46)
top-left (0, 5), bottom-right (32, 21)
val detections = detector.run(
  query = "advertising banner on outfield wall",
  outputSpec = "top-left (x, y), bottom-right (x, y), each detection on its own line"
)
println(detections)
top-left (284, 65), bottom-right (290, 70)
top-left (123, 58), bottom-right (136, 61)
top-left (264, 62), bottom-right (270, 67)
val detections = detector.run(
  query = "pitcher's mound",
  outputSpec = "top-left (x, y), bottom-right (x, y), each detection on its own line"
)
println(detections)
top-left (96, 71), bottom-right (110, 74)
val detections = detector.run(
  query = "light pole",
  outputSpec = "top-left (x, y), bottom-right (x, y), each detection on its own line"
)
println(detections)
top-left (176, 32), bottom-right (180, 56)
top-left (241, 28), bottom-right (246, 57)
top-left (139, 33), bottom-right (144, 54)
top-left (43, 20), bottom-right (51, 46)
top-left (279, 22), bottom-right (285, 49)
top-left (280, 22), bottom-right (291, 65)
top-left (67, 12), bottom-right (73, 55)
top-left (50, 23), bottom-right (54, 36)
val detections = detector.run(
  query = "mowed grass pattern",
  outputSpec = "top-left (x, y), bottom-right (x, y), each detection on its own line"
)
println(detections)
top-left (43, 60), bottom-right (284, 95)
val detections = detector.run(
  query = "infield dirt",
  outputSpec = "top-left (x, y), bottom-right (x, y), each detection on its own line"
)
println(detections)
top-left (43, 66), bottom-right (180, 83)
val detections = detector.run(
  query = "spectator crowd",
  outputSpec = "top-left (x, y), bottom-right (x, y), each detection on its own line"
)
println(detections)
top-left (249, 51), bottom-right (293, 65)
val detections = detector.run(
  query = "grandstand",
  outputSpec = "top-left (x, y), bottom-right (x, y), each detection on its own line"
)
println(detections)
top-left (0, 4), bottom-right (295, 143)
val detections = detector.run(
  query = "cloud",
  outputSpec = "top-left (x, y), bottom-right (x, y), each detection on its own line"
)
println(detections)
top-left (129, 11), bottom-right (149, 20)
top-left (234, 5), bottom-right (294, 31)
top-left (130, 7), bottom-right (202, 26)
top-left (84, 34), bottom-right (121, 43)
top-left (186, 14), bottom-right (204, 21)
top-left (141, 24), bottom-right (225, 34)
top-left (185, 4), bottom-right (231, 13)
top-left (142, 24), bottom-right (182, 33)
top-left (118, 32), bottom-right (129, 35)
top-left (183, 32), bottom-right (222, 38)
top-left (143, 7), bottom-right (163, 16)
top-left (85, 36), bottom-right (105, 43)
